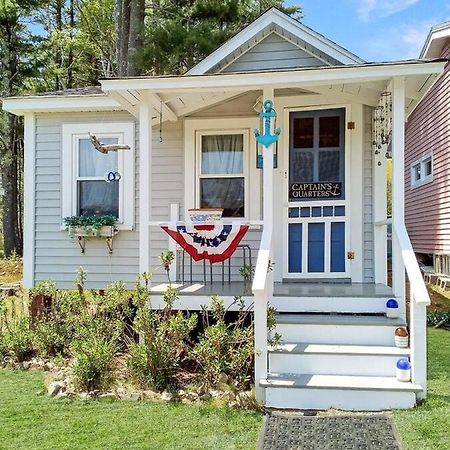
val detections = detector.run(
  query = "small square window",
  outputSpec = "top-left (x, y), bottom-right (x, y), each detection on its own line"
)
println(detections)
top-left (411, 152), bottom-right (433, 189)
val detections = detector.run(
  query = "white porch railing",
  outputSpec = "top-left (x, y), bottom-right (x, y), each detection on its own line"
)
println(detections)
top-left (376, 216), bottom-right (431, 398)
top-left (252, 224), bottom-right (273, 402)
top-left (391, 221), bottom-right (430, 399)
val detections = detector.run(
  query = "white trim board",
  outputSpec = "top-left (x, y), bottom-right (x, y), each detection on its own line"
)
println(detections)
top-left (23, 114), bottom-right (36, 288)
top-left (187, 8), bottom-right (363, 75)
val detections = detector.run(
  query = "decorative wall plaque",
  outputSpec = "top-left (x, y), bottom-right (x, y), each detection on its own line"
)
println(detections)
top-left (289, 182), bottom-right (342, 199)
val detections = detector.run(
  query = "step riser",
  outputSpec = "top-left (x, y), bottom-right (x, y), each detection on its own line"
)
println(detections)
top-left (272, 297), bottom-right (393, 313)
top-left (269, 354), bottom-right (408, 377)
top-left (265, 387), bottom-right (416, 411)
top-left (274, 324), bottom-right (397, 346)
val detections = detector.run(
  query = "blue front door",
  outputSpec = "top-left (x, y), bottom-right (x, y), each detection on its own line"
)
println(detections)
top-left (287, 108), bottom-right (348, 278)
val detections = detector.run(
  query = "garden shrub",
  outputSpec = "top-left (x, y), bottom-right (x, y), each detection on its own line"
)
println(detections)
top-left (71, 317), bottom-right (120, 391)
top-left (427, 310), bottom-right (450, 327)
top-left (128, 278), bottom-right (197, 390)
top-left (190, 296), bottom-right (254, 388)
top-left (4, 317), bottom-right (35, 362)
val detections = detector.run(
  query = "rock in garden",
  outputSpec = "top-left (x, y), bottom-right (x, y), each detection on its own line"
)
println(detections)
top-left (78, 392), bottom-right (91, 400)
top-left (21, 361), bottom-right (31, 370)
top-left (99, 392), bottom-right (117, 400)
top-left (142, 390), bottom-right (158, 401)
top-left (160, 391), bottom-right (173, 402)
top-left (200, 392), bottom-right (211, 401)
top-left (47, 381), bottom-right (65, 397)
top-left (218, 373), bottom-right (229, 384)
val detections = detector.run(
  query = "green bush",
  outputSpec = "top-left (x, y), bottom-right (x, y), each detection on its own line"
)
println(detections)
top-left (190, 296), bottom-right (254, 388)
top-left (33, 315), bottom-right (69, 357)
top-left (71, 318), bottom-right (119, 391)
top-left (427, 310), bottom-right (450, 327)
top-left (128, 283), bottom-right (197, 390)
top-left (4, 317), bottom-right (35, 362)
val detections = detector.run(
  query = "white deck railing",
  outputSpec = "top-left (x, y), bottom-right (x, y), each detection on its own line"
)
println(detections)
top-left (252, 225), bottom-right (273, 401)
top-left (391, 221), bottom-right (430, 399)
top-left (375, 218), bottom-right (430, 398)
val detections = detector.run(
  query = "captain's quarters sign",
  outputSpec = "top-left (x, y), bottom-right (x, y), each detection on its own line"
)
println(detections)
top-left (289, 182), bottom-right (342, 199)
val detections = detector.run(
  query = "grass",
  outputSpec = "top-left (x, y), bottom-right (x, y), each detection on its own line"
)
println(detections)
top-left (0, 256), bottom-right (22, 284)
top-left (394, 328), bottom-right (450, 450)
top-left (0, 370), bottom-right (262, 450)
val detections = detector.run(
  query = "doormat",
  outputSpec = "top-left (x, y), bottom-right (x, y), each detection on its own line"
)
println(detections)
top-left (258, 413), bottom-right (401, 450)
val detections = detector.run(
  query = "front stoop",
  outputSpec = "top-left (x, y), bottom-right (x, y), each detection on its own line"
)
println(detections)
top-left (261, 313), bottom-right (421, 411)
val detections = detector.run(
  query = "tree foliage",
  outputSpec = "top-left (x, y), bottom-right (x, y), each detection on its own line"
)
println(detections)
top-left (0, 0), bottom-right (301, 256)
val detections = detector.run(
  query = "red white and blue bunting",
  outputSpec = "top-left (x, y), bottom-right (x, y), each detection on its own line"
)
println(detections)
top-left (161, 222), bottom-right (249, 263)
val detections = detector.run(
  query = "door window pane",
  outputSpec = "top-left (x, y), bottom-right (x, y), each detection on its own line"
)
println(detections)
top-left (319, 150), bottom-right (340, 181)
top-left (79, 138), bottom-right (118, 177)
top-left (200, 178), bottom-right (244, 218)
top-left (291, 150), bottom-right (314, 182)
top-left (319, 116), bottom-right (340, 147)
top-left (201, 134), bottom-right (243, 175)
top-left (78, 180), bottom-right (119, 217)
top-left (293, 117), bottom-right (314, 148)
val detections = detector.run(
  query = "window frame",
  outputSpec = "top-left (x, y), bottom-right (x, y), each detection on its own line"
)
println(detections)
top-left (410, 152), bottom-right (433, 189)
top-left (196, 129), bottom-right (249, 219)
top-left (184, 117), bottom-right (260, 222)
top-left (62, 122), bottom-right (135, 229)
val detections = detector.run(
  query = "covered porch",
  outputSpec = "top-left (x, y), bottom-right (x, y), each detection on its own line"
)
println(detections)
top-left (100, 59), bottom-right (444, 406)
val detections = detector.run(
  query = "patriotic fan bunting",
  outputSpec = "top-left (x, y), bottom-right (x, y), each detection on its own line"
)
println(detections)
top-left (161, 222), bottom-right (249, 263)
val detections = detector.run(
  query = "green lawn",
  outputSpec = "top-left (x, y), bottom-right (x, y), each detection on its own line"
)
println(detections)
top-left (0, 329), bottom-right (448, 450)
top-left (0, 370), bottom-right (262, 450)
top-left (394, 328), bottom-right (450, 450)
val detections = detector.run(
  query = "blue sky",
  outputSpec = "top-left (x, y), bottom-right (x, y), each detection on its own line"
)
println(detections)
top-left (288, 0), bottom-right (450, 61)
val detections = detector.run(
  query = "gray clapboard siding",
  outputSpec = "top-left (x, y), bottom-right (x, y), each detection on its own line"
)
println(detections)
top-left (34, 111), bottom-right (139, 289)
top-left (222, 33), bottom-right (323, 73)
top-left (363, 106), bottom-right (375, 282)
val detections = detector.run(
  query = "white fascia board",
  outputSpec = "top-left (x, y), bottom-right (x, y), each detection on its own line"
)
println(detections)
top-left (2, 95), bottom-right (122, 116)
top-left (187, 8), bottom-right (363, 75)
top-left (420, 23), bottom-right (450, 58)
top-left (101, 61), bottom-right (447, 94)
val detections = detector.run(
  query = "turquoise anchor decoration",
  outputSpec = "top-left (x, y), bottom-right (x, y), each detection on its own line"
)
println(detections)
top-left (254, 99), bottom-right (281, 148)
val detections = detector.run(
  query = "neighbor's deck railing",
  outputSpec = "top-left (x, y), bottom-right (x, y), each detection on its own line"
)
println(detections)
top-left (392, 221), bottom-right (430, 399)
top-left (252, 224), bottom-right (273, 401)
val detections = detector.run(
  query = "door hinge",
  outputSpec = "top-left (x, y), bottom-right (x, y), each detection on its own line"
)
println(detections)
top-left (347, 122), bottom-right (355, 130)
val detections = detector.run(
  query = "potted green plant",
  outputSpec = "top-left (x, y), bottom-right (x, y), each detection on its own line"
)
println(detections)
top-left (63, 215), bottom-right (119, 253)
top-left (63, 215), bottom-right (118, 238)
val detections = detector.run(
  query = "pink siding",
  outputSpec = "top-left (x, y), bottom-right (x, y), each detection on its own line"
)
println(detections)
top-left (405, 43), bottom-right (450, 254)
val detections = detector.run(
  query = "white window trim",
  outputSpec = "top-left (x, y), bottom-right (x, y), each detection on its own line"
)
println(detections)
top-left (62, 122), bottom-right (135, 230)
top-left (196, 129), bottom-right (249, 219)
top-left (184, 117), bottom-right (261, 222)
top-left (410, 152), bottom-right (433, 189)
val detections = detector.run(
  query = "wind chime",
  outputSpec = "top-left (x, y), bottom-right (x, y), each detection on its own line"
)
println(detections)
top-left (372, 91), bottom-right (392, 166)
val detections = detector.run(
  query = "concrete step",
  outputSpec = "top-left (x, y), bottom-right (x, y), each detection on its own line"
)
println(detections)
top-left (273, 314), bottom-right (406, 346)
top-left (268, 343), bottom-right (410, 377)
top-left (260, 373), bottom-right (421, 411)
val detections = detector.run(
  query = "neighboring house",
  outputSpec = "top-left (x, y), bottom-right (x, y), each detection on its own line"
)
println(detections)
top-left (3, 8), bottom-right (446, 411)
top-left (406, 22), bottom-right (450, 274)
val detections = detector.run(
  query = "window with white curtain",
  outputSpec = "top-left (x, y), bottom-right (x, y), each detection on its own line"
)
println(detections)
top-left (62, 122), bottom-right (135, 228)
top-left (198, 132), bottom-right (246, 218)
top-left (77, 138), bottom-right (119, 216)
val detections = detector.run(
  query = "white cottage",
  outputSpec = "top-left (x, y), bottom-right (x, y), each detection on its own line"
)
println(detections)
top-left (4, 8), bottom-right (446, 411)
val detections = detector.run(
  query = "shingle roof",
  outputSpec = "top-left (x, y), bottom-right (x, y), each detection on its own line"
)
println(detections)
top-left (34, 86), bottom-right (104, 97)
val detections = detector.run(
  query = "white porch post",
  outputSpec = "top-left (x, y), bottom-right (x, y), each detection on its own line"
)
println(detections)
top-left (254, 86), bottom-right (275, 401)
top-left (391, 77), bottom-right (406, 316)
top-left (139, 94), bottom-right (152, 274)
